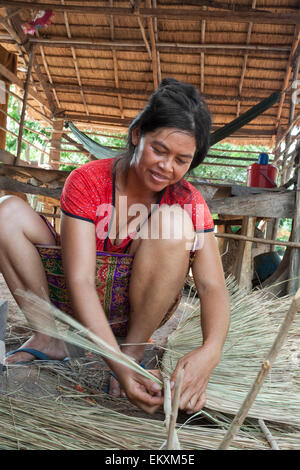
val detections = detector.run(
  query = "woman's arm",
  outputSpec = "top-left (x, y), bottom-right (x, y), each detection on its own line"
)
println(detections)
top-left (60, 213), bottom-right (163, 413)
top-left (170, 231), bottom-right (230, 414)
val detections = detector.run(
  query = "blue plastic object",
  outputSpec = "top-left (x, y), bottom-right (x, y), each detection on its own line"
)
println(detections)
top-left (258, 153), bottom-right (269, 165)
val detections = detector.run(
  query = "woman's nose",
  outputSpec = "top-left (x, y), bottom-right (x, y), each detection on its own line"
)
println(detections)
top-left (158, 158), bottom-right (173, 172)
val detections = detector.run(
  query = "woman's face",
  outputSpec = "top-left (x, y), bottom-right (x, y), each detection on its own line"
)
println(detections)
top-left (131, 127), bottom-right (196, 192)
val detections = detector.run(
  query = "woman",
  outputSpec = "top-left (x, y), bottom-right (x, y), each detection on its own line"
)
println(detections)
top-left (1, 79), bottom-right (230, 415)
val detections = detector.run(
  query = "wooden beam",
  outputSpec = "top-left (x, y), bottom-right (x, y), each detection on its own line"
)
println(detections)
top-left (15, 46), bottom-right (34, 165)
top-left (50, 81), bottom-right (286, 105)
top-left (0, 175), bottom-right (61, 199)
top-left (207, 191), bottom-right (295, 218)
top-left (28, 37), bottom-right (291, 55)
top-left (0, 2), bottom-right (299, 24)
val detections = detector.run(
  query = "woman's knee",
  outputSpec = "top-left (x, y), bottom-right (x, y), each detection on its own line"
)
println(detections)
top-left (146, 204), bottom-right (195, 245)
top-left (0, 196), bottom-right (28, 234)
top-left (0, 195), bottom-right (54, 245)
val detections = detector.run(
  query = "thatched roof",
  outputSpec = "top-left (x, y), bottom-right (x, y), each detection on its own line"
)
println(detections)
top-left (0, 0), bottom-right (300, 146)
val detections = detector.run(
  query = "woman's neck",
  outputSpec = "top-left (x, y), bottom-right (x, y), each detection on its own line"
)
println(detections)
top-left (116, 162), bottom-right (158, 203)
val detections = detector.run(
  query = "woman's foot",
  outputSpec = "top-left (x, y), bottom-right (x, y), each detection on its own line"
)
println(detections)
top-left (5, 333), bottom-right (69, 364)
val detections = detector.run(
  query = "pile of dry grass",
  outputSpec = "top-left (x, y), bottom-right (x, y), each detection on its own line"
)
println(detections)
top-left (163, 277), bottom-right (300, 426)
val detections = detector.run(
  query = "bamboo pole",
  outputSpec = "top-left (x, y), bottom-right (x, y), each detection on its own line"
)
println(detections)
top-left (166, 370), bottom-right (183, 450)
top-left (146, 0), bottom-right (159, 90)
top-left (214, 232), bottom-right (300, 249)
top-left (27, 37), bottom-right (291, 53)
top-left (218, 287), bottom-right (300, 450)
top-left (14, 46), bottom-right (34, 165)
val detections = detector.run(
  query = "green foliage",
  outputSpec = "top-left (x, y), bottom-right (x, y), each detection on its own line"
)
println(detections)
top-left (192, 142), bottom-right (273, 184)
top-left (6, 90), bottom-right (51, 161)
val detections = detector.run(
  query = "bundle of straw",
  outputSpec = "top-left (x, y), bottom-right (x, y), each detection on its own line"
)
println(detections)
top-left (162, 277), bottom-right (300, 426)
top-left (2, 285), bottom-right (300, 450)
top-left (1, 391), bottom-right (298, 450)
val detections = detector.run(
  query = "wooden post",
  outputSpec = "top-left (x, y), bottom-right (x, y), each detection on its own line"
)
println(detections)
top-left (14, 45), bottom-right (34, 166)
top-left (49, 120), bottom-right (64, 170)
top-left (288, 149), bottom-right (300, 295)
top-left (233, 216), bottom-right (256, 290)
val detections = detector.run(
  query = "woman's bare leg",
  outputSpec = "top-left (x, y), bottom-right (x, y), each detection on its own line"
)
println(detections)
top-left (0, 196), bottom-right (68, 364)
top-left (108, 205), bottom-right (194, 395)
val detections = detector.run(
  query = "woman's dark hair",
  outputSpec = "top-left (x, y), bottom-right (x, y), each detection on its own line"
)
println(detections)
top-left (122, 78), bottom-right (212, 171)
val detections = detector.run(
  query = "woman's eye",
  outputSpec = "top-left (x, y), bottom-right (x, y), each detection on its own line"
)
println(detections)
top-left (153, 147), bottom-right (165, 155)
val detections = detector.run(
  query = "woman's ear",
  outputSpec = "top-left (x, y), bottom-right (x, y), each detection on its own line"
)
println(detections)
top-left (131, 127), bottom-right (140, 146)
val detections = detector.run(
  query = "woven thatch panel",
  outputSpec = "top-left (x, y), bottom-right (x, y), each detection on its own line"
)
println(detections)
top-left (0, 0), bottom-right (299, 147)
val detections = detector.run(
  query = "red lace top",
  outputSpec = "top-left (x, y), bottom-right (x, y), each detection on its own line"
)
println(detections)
top-left (60, 158), bottom-right (214, 253)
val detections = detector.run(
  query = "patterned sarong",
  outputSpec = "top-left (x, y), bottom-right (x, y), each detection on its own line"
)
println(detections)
top-left (36, 216), bottom-right (182, 337)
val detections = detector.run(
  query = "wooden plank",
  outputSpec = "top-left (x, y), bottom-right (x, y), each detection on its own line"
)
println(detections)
top-left (207, 191), bottom-right (295, 218)
top-left (0, 164), bottom-right (69, 184)
top-left (0, 175), bottom-right (61, 199)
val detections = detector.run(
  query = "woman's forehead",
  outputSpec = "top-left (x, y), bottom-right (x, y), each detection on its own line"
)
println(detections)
top-left (146, 128), bottom-right (196, 151)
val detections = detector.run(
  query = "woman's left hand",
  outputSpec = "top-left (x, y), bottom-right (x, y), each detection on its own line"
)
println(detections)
top-left (170, 346), bottom-right (220, 414)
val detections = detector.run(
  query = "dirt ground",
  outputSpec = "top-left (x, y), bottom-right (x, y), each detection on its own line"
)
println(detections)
top-left (0, 273), bottom-right (192, 422)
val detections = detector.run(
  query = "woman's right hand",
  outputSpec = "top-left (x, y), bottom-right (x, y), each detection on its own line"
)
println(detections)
top-left (118, 369), bottom-right (164, 414)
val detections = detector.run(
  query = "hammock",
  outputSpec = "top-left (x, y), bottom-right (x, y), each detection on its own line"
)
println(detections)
top-left (66, 91), bottom-right (281, 166)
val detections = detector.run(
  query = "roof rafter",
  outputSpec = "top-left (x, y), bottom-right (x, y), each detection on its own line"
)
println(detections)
top-left (146, 0), bottom-right (159, 89)
top-left (236, 0), bottom-right (256, 118)
top-left (61, 0), bottom-right (89, 116)
top-left (200, 7), bottom-right (206, 94)
top-left (152, 0), bottom-right (162, 84)
top-left (109, 0), bottom-right (124, 120)
top-left (35, 30), bottom-right (61, 110)
top-left (25, 37), bottom-right (291, 55)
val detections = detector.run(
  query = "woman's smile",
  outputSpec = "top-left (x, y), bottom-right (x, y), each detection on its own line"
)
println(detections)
top-left (130, 127), bottom-right (196, 193)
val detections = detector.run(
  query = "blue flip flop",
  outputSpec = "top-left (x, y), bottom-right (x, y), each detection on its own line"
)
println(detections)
top-left (5, 347), bottom-right (69, 365)
top-left (105, 362), bottom-right (146, 395)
